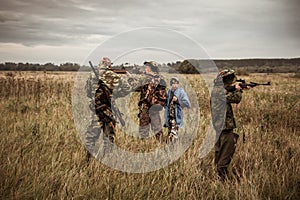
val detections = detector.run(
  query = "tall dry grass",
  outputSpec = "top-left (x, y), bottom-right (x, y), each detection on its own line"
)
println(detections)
top-left (0, 71), bottom-right (299, 199)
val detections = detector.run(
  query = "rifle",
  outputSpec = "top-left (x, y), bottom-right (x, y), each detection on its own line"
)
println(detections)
top-left (89, 60), bottom-right (125, 127)
top-left (111, 68), bottom-right (127, 74)
top-left (111, 100), bottom-right (125, 127)
top-left (226, 79), bottom-right (271, 92)
top-left (89, 60), bottom-right (127, 74)
top-left (89, 61), bottom-right (99, 81)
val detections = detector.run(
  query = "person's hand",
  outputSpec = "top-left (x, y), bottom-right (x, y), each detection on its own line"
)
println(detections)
top-left (244, 86), bottom-right (251, 90)
top-left (235, 84), bottom-right (242, 91)
top-left (172, 96), bottom-right (178, 102)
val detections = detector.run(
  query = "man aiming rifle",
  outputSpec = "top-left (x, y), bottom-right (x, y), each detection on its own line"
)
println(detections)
top-left (211, 69), bottom-right (271, 181)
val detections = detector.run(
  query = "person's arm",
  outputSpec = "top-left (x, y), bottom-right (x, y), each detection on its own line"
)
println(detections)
top-left (226, 84), bottom-right (242, 104)
top-left (175, 88), bottom-right (191, 108)
top-left (116, 74), bottom-right (151, 93)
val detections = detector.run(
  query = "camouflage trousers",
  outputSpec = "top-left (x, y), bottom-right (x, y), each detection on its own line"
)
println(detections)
top-left (138, 103), bottom-right (163, 140)
top-left (215, 129), bottom-right (239, 181)
top-left (85, 114), bottom-right (115, 157)
top-left (167, 103), bottom-right (179, 142)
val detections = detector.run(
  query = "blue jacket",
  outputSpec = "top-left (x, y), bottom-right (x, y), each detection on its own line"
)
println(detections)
top-left (164, 87), bottom-right (191, 128)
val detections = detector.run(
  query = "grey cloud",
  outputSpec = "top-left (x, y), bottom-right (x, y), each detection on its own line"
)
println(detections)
top-left (0, 0), bottom-right (299, 61)
top-left (0, 0), bottom-right (159, 46)
top-left (281, 0), bottom-right (300, 37)
top-left (0, 2), bottom-right (112, 45)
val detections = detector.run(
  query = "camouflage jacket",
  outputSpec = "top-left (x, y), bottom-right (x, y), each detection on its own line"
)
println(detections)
top-left (93, 69), bottom-right (131, 123)
top-left (93, 69), bottom-right (158, 123)
top-left (211, 85), bottom-right (242, 132)
top-left (136, 74), bottom-right (167, 108)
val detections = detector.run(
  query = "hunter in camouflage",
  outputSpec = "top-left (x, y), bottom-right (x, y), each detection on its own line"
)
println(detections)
top-left (85, 57), bottom-right (133, 160)
top-left (85, 57), bottom-right (157, 160)
top-left (137, 61), bottom-right (167, 142)
top-left (85, 57), bottom-right (117, 160)
top-left (211, 69), bottom-right (249, 181)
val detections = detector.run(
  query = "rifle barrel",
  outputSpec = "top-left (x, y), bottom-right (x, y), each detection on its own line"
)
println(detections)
top-left (89, 61), bottom-right (99, 80)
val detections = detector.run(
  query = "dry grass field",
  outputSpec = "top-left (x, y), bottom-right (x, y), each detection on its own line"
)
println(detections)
top-left (0, 71), bottom-right (299, 199)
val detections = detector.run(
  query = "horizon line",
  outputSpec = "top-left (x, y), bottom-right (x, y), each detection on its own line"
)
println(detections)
top-left (1, 56), bottom-right (300, 65)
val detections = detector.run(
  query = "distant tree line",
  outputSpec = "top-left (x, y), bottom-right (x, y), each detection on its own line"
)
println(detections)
top-left (166, 58), bottom-right (300, 73)
top-left (0, 62), bottom-right (80, 71)
top-left (1, 58), bottom-right (299, 73)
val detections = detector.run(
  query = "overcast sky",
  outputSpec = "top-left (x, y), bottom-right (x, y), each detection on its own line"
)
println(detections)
top-left (0, 0), bottom-right (299, 64)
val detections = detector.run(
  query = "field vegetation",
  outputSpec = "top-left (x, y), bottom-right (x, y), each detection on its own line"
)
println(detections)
top-left (0, 71), bottom-right (299, 199)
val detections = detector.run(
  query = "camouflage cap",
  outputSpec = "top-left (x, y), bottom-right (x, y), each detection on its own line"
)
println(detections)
top-left (144, 61), bottom-right (159, 73)
top-left (218, 69), bottom-right (235, 78)
top-left (99, 57), bottom-right (112, 69)
top-left (218, 68), bottom-right (237, 84)
top-left (170, 77), bottom-right (179, 86)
